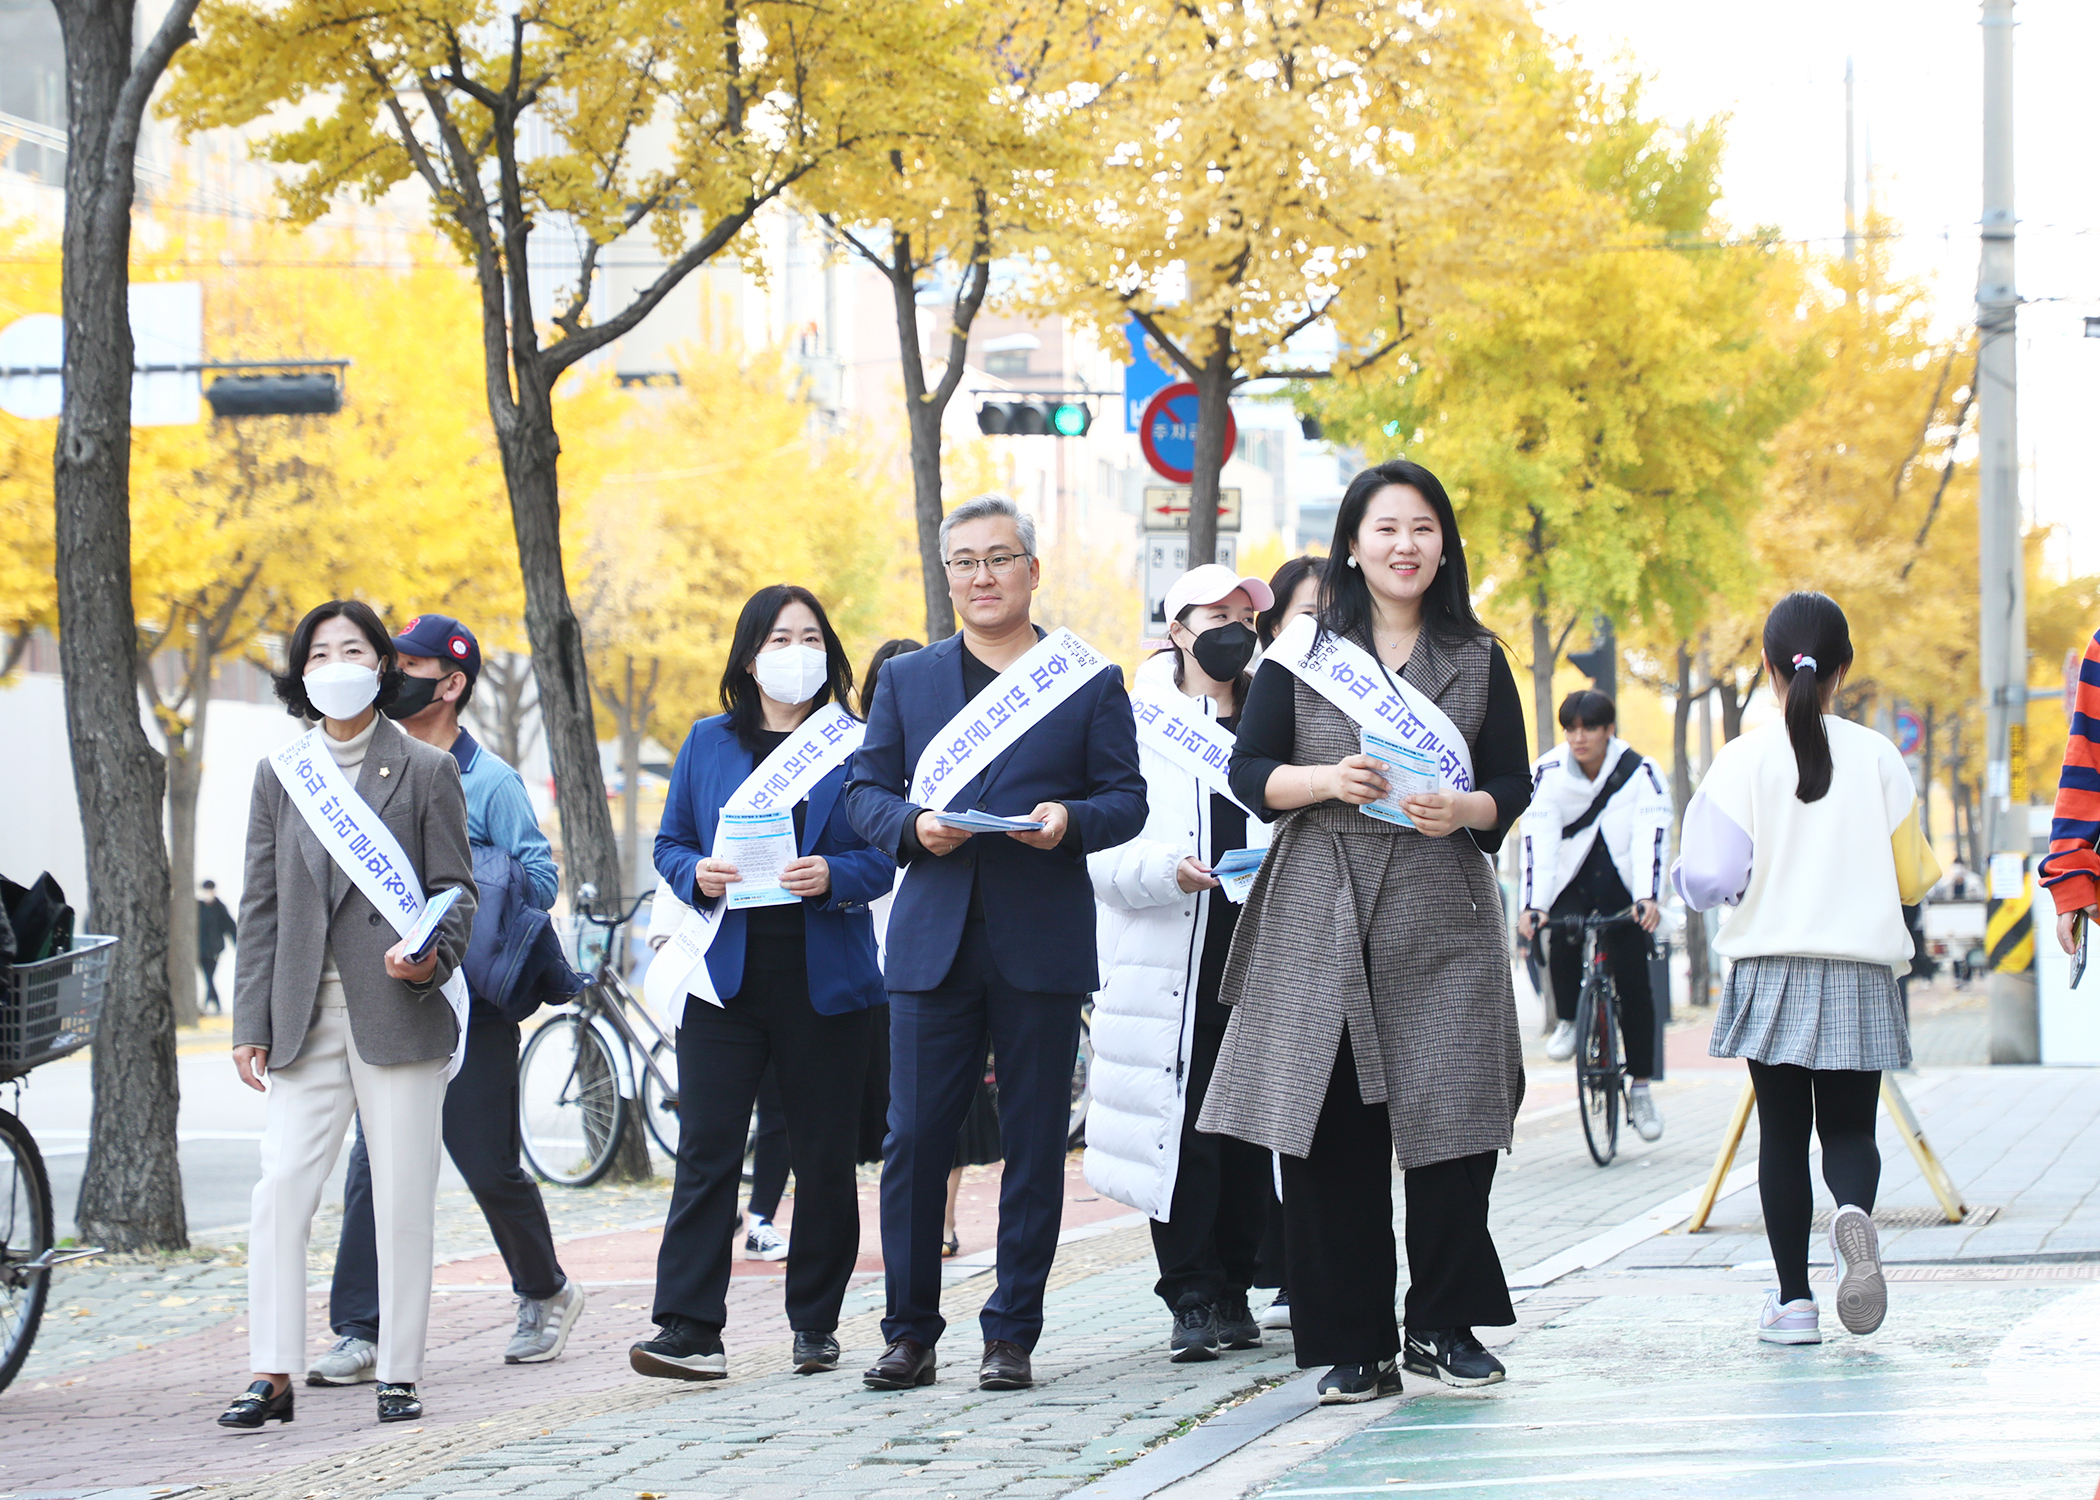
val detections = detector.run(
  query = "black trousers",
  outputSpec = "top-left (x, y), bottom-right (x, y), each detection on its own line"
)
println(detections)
top-left (1548, 909), bottom-right (1658, 1080)
top-left (881, 918), bottom-right (1083, 1352)
top-left (1152, 1024), bottom-right (1269, 1311)
top-left (654, 961), bottom-right (872, 1334)
top-left (1279, 1028), bottom-right (1514, 1368)
top-left (748, 1065), bottom-right (789, 1223)
top-left (333, 1020), bottom-right (564, 1339)
top-left (1748, 1061), bottom-right (1882, 1304)
top-left (200, 958), bottom-right (223, 1012)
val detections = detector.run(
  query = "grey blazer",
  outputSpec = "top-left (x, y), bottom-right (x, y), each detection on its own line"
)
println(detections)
top-left (231, 716), bottom-right (479, 1068)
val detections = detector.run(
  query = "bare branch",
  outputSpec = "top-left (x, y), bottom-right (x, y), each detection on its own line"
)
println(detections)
top-left (108, 0), bottom-right (201, 184)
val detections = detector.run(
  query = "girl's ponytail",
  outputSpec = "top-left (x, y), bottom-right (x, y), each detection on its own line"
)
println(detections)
top-left (1762, 591), bottom-right (1854, 804)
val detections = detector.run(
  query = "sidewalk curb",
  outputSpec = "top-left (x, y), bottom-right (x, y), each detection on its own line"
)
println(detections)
top-left (1067, 1370), bottom-right (1320, 1500)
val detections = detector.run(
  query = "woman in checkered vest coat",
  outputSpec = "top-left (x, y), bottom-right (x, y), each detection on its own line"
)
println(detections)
top-left (1200, 461), bottom-right (1534, 1404)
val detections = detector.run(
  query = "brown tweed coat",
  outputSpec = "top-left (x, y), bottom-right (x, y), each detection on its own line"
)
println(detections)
top-left (1195, 632), bottom-right (1526, 1169)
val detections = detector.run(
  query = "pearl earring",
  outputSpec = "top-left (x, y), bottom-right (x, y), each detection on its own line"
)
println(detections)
top-left (1346, 556), bottom-right (1359, 569)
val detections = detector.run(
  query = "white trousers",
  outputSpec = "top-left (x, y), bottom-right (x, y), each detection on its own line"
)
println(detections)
top-left (248, 984), bottom-right (448, 1382)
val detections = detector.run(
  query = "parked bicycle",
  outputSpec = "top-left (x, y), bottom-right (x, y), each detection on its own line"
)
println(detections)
top-left (517, 887), bottom-right (681, 1187)
top-left (1549, 908), bottom-right (1643, 1168)
top-left (1, 936), bottom-right (114, 1394)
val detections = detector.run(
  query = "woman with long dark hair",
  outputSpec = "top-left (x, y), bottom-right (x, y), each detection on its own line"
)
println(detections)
top-left (220, 600), bottom-right (476, 1429)
top-left (1202, 460), bottom-right (1533, 1403)
top-left (1675, 591), bottom-right (1939, 1346)
top-left (1256, 555), bottom-right (1322, 650)
top-left (631, 585), bottom-right (892, 1382)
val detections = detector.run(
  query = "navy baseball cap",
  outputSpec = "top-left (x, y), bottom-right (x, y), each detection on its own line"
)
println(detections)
top-left (393, 614), bottom-right (482, 682)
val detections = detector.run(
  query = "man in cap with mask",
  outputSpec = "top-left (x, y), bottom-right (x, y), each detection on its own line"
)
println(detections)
top-left (306, 615), bottom-right (584, 1388)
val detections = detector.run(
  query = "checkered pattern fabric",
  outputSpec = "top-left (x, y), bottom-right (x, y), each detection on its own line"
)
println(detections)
top-left (1709, 954), bottom-right (1910, 1072)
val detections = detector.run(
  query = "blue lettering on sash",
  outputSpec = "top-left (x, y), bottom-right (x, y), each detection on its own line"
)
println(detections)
top-left (1029, 665), bottom-right (1053, 691)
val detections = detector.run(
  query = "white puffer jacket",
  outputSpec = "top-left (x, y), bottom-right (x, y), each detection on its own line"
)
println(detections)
top-left (1083, 652), bottom-right (1268, 1221)
top-left (1518, 737), bottom-right (1673, 913)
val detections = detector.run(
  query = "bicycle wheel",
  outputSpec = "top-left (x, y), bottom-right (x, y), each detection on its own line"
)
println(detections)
top-left (1575, 977), bottom-right (1622, 1168)
top-left (518, 1012), bottom-right (629, 1187)
top-left (639, 1038), bottom-right (680, 1160)
top-left (0, 1109), bottom-right (53, 1394)
top-left (1068, 1002), bottom-right (1093, 1149)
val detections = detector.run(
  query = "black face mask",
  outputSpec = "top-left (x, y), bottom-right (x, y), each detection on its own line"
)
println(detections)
top-left (1186, 621), bottom-right (1257, 682)
top-left (382, 673), bottom-right (443, 721)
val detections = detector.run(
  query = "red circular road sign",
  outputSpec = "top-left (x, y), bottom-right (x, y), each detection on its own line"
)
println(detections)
top-left (1139, 382), bottom-right (1236, 484)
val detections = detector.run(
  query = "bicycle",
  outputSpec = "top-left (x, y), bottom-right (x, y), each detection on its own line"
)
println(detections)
top-left (1, 936), bottom-right (114, 1394)
top-left (1548, 908), bottom-right (1643, 1168)
top-left (517, 887), bottom-right (681, 1187)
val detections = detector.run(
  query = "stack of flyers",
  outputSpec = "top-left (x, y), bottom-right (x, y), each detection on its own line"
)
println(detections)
top-left (1358, 728), bottom-right (1443, 829)
top-left (1209, 846), bottom-right (1266, 904)
top-left (935, 809), bottom-right (1046, 833)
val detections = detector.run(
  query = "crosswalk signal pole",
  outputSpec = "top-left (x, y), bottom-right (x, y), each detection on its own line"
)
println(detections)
top-left (1977, 0), bottom-right (2036, 1062)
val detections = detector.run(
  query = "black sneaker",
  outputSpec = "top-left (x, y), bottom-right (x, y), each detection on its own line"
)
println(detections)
top-left (630, 1319), bottom-right (727, 1381)
top-left (1216, 1292), bottom-right (1262, 1350)
top-left (1258, 1288), bottom-right (1291, 1330)
top-left (1316, 1358), bottom-right (1403, 1404)
top-left (1169, 1301), bottom-right (1219, 1363)
top-left (792, 1329), bottom-right (841, 1374)
top-left (1402, 1327), bottom-right (1505, 1387)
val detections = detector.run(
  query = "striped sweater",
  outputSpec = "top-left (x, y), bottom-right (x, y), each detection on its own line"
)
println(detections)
top-left (2040, 627), bottom-right (2100, 916)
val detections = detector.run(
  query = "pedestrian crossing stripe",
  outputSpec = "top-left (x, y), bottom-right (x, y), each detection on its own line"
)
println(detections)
top-left (1987, 875), bottom-right (2034, 973)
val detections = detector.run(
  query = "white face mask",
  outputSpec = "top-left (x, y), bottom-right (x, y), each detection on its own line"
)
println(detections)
top-left (752, 643), bottom-right (829, 707)
top-left (305, 661), bottom-right (381, 721)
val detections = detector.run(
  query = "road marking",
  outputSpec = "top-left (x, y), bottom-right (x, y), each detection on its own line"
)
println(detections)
top-left (1504, 1161), bottom-right (1759, 1294)
top-left (1366, 1404), bottom-right (2100, 1434)
top-left (1270, 1446), bottom-right (2100, 1494)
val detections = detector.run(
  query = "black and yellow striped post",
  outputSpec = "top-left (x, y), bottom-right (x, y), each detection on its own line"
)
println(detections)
top-left (1986, 870), bottom-right (2035, 974)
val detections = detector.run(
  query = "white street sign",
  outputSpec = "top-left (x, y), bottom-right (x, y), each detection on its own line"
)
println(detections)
top-left (1141, 533), bottom-right (1238, 646)
top-left (0, 282), bottom-right (202, 425)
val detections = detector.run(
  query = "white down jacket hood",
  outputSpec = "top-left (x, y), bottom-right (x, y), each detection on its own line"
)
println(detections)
top-left (1517, 736), bottom-right (1673, 913)
top-left (1082, 651), bottom-right (1268, 1221)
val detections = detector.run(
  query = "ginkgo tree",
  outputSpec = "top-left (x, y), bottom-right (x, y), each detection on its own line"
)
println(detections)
top-left (1034, 0), bottom-right (1600, 568)
top-left (164, 0), bottom-right (982, 908)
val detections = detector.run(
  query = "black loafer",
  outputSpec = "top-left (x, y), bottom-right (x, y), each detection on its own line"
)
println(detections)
top-left (217, 1379), bottom-right (293, 1429)
top-left (793, 1330), bottom-right (841, 1374)
top-left (376, 1382), bottom-right (424, 1423)
top-left (863, 1337), bottom-right (937, 1389)
top-left (979, 1338), bottom-right (1033, 1390)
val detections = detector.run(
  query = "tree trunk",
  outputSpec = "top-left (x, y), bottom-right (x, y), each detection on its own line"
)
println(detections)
top-left (883, 253), bottom-right (956, 642)
top-left (53, 0), bottom-right (192, 1251)
top-left (619, 655), bottom-right (643, 897)
top-left (1186, 346), bottom-right (1235, 569)
top-left (1672, 642), bottom-right (1711, 1007)
top-left (164, 702), bottom-right (204, 1031)
top-left (1531, 602), bottom-right (1556, 754)
top-left (470, 652), bottom-right (538, 770)
top-left (1922, 703), bottom-right (1936, 846)
top-left (494, 392), bottom-right (623, 913)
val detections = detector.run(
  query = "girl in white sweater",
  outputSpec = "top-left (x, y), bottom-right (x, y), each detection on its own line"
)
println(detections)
top-left (1674, 592), bottom-right (1939, 1347)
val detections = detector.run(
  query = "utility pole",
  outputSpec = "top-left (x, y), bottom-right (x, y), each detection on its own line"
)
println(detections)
top-left (1978, 0), bottom-right (2035, 1062)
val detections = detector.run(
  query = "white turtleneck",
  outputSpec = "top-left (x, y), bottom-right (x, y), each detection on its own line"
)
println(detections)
top-left (318, 715), bottom-right (379, 984)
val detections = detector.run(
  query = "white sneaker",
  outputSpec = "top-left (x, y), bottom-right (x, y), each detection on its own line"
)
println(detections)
top-left (1757, 1292), bottom-right (1822, 1345)
top-left (305, 1333), bottom-right (378, 1385)
top-left (1830, 1205), bottom-right (1887, 1335)
top-left (745, 1217), bottom-right (790, 1261)
top-left (1258, 1288), bottom-right (1291, 1330)
top-left (1627, 1086), bottom-right (1663, 1142)
top-left (505, 1278), bottom-right (587, 1364)
top-left (1545, 1020), bottom-right (1576, 1061)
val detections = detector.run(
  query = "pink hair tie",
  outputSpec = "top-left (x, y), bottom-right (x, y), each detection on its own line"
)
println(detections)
top-left (1792, 653), bottom-right (1818, 674)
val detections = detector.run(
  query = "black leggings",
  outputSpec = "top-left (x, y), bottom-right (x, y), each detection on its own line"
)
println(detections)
top-left (1748, 1061), bottom-right (1881, 1303)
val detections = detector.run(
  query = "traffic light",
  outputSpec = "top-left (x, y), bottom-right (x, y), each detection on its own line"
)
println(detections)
top-left (1567, 616), bottom-right (1617, 703)
top-left (977, 398), bottom-right (1091, 437)
top-left (205, 372), bottom-right (343, 417)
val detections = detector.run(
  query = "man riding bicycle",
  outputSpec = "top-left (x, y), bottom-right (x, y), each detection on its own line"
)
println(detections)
top-left (1517, 691), bottom-right (1672, 1142)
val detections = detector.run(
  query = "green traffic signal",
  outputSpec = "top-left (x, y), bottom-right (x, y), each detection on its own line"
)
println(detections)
top-left (1051, 400), bottom-right (1091, 436)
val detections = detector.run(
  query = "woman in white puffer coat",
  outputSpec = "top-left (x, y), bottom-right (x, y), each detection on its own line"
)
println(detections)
top-left (1086, 564), bottom-right (1275, 1365)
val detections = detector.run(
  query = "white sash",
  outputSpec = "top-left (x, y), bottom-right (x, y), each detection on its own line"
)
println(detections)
top-left (643, 704), bottom-right (866, 1026)
top-left (908, 628), bottom-right (1113, 811)
top-left (1130, 693), bottom-right (1252, 814)
top-left (1266, 615), bottom-right (1475, 791)
top-left (268, 727), bottom-right (472, 1081)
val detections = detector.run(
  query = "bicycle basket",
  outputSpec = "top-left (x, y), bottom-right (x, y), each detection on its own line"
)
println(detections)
top-left (0, 934), bottom-right (115, 1082)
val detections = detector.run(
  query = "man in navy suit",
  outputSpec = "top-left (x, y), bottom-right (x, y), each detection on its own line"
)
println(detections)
top-left (847, 493), bottom-right (1146, 1392)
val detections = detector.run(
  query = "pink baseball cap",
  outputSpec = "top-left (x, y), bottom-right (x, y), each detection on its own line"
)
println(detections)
top-left (1162, 563), bottom-right (1275, 622)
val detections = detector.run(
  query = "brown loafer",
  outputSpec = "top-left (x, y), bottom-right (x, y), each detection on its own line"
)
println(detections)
top-left (863, 1337), bottom-right (937, 1390)
top-left (979, 1338), bottom-right (1032, 1390)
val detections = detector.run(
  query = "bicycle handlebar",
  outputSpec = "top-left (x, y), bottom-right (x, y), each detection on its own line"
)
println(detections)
top-left (574, 887), bottom-right (652, 929)
top-left (1545, 906), bottom-right (1644, 932)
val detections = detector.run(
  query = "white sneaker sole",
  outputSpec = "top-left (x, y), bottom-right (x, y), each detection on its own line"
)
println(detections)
top-left (629, 1346), bottom-right (728, 1381)
top-left (1758, 1322), bottom-right (1823, 1345)
top-left (746, 1242), bottom-right (790, 1263)
top-left (507, 1284), bottom-right (588, 1365)
top-left (1831, 1207), bottom-right (1887, 1335)
top-left (1258, 1308), bottom-right (1291, 1330)
top-left (304, 1366), bottom-right (376, 1386)
top-left (1403, 1352), bottom-right (1505, 1388)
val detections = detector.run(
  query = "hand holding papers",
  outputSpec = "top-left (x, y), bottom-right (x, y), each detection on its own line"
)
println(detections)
top-left (400, 885), bottom-right (464, 962)
top-left (1209, 846), bottom-right (1266, 905)
top-left (935, 809), bottom-right (1048, 834)
top-left (717, 810), bottom-right (801, 910)
top-left (1358, 728), bottom-right (1445, 830)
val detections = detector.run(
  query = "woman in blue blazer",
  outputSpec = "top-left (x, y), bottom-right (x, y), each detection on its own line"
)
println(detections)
top-left (630, 585), bottom-right (892, 1384)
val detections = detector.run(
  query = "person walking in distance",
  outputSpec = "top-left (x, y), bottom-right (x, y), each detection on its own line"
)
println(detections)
top-left (197, 880), bottom-right (237, 1016)
top-left (307, 615), bottom-right (583, 1389)
top-left (1675, 592), bottom-right (1940, 1346)
top-left (847, 493), bottom-right (1146, 1393)
top-left (1517, 691), bottom-right (1673, 1140)
top-left (220, 601), bottom-right (476, 1429)
top-left (630, 585), bottom-right (891, 1382)
top-left (1087, 563), bottom-right (1276, 1363)
top-left (2041, 625), bottom-right (2100, 964)
top-left (1205, 461), bottom-right (1534, 1404)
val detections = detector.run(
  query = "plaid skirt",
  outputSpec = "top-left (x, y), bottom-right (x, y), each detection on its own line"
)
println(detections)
top-left (1709, 955), bottom-right (1910, 1071)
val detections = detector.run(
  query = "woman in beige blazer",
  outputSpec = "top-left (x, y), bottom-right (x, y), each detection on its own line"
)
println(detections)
top-left (218, 600), bottom-right (476, 1431)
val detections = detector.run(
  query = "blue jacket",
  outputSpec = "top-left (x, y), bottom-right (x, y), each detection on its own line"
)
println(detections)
top-left (654, 715), bottom-right (890, 1015)
top-left (463, 844), bottom-right (585, 1025)
top-left (844, 632), bottom-right (1147, 995)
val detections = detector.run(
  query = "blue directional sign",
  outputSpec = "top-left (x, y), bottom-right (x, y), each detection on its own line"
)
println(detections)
top-left (1123, 317), bottom-right (1174, 432)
